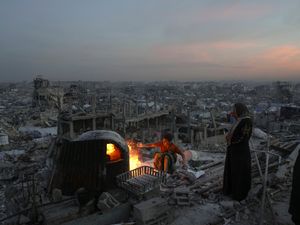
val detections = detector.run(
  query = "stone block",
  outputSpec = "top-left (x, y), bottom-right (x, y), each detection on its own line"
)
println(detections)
top-left (133, 197), bottom-right (170, 223)
top-left (52, 188), bottom-right (62, 202)
top-left (173, 187), bottom-right (191, 206)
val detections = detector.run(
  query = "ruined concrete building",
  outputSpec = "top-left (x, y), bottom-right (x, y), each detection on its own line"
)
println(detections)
top-left (1, 80), bottom-right (299, 225)
top-left (32, 76), bottom-right (64, 109)
top-left (57, 112), bottom-right (115, 140)
top-left (0, 131), bottom-right (9, 146)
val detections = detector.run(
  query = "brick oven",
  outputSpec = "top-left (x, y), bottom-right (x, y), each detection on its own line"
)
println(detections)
top-left (50, 130), bottom-right (129, 196)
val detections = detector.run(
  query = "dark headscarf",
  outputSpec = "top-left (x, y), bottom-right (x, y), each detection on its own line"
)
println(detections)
top-left (162, 133), bottom-right (173, 142)
top-left (234, 103), bottom-right (249, 118)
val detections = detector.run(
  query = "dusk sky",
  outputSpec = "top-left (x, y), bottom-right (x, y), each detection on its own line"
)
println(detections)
top-left (1, 0), bottom-right (300, 82)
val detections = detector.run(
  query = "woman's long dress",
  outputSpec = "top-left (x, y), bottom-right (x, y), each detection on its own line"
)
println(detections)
top-left (223, 117), bottom-right (252, 201)
top-left (289, 152), bottom-right (300, 224)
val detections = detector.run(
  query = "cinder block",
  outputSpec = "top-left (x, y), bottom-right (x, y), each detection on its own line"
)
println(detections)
top-left (133, 197), bottom-right (170, 224)
top-left (173, 187), bottom-right (191, 206)
top-left (176, 197), bottom-right (191, 206)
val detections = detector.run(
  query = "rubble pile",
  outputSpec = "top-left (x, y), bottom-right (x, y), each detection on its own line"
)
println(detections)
top-left (0, 79), bottom-right (299, 224)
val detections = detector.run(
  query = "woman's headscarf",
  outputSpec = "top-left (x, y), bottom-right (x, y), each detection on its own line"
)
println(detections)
top-left (234, 103), bottom-right (249, 118)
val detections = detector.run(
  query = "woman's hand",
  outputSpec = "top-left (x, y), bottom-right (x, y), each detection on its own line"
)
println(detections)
top-left (181, 157), bottom-right (188, 169)
top-left (226, 133), bottom-right (232, 144)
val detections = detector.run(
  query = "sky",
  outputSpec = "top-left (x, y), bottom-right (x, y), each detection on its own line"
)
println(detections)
top-left (1, 0), bottom-right (300, 82)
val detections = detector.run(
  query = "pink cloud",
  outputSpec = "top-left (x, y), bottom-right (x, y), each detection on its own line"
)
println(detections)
top-left (232, 45), bottom-right (300, 80)
top-left (249, 45), bottom-right (300, 72)
top-left (152, 41), bottom-right (258, 64)
top-left (260, 45), bottom-right (300, 65)
top-left (151, 42), bottom-right (300, 80)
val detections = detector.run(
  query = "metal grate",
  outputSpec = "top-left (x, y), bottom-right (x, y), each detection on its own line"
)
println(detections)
top-left (116, 166), bottom-right (166, 196)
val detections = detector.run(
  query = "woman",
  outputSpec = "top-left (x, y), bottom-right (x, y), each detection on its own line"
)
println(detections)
top-left (289, 151), bottom-right (300, 225)
top-left (138, 133), bottom-right (186, 173)
top-left (223, 103), bottom-right (253, 201)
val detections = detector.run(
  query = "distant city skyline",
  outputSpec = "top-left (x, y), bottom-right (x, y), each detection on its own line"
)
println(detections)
top-left (1, 1), bottom-right (300, 82)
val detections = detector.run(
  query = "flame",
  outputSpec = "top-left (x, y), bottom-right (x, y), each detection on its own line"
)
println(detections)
top-left (126, 140), bottom-right (143, 170)
top-left (106, 143), bottom-right (121, 161)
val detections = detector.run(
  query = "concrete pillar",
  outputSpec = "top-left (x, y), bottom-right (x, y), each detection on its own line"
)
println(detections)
top-left (110, 115), bottom-right (114, 130)
top-left (203, 126), bottom-right (208, 146)
top-left (146, 95), bottom-right (148, 115)
top-left (57, 118), bottom-right (62, 137)
top-left (187, 110), bottom-right (191, 142)
top-left (129, 102), bottom-right (132, 117)
top-left (123, 103), bottom-right (126, 136)
top-left (174, 131), bottom-right (178, 143)
top-left (109, 89), bottom-right (112, 112)
top-left (92, 118), bottom-right (96, 130)
top-left (142, 130), bottom-right (145, 143)
top-left (154, 95), bottom-right (157, 112)
top-left (191, 129), bottom-right (194, 146)
top-left (136, 101), bottom-right (139, 116)
top-left (199, 131), bottom-right (203, 144)
top-left (69, 121), bottom-right (74, 139)
top-left (171, 108), bottom-right (176, 134)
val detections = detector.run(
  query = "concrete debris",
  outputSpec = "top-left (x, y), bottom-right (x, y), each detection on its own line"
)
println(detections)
top-left (97, 192), bottom-right (120, 212)
top-left (252, 128), bottom-right (268, 140)
top-left (0, 80), bottom-right (299, 225)
top-left (275, 164), bottom-right (289, 179)
top-left (287, 143), bottom-right (300, 167)
top-left (164, 169), bottom-right (198, 188)
top-left (0, 161), bottom-right (15, 180)
top-left (19, 214), bottom-right (31, 224)
top-left (219, 200), bottom-right (234, 211)
top-left (187, 169), bottom-right (205, 179)
top-left (133, 197), bottom-right (171, 225)
top-left (172, 187), bottom-right (191, 206)
top-left (52, 188), bottom-right (62, 202)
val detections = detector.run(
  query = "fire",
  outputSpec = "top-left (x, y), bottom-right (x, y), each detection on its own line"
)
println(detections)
top-left (106, 143), bottom-right (121, 161)
top-left (126, 140), bottom-right (143, 170)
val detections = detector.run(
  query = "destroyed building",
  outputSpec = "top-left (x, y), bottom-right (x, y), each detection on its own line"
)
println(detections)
top-left (32, 76), bottom-right (64, 109)
top-left (0, 80), bottom-right (299, 225)
top-left (57, 112), bottom-right (115, 140)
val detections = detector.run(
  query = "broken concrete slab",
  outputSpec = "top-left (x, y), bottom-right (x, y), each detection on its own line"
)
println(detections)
top-left (61, 202), bottom-right (131, 225)
top-left (287, 144), bottom-right (300, 167)
top-left (219, 200), bottom-right (234, 211)
top-left (97, 192), bottom-right (120, 212)
top-left (133, 197), bottom-right (171, 224)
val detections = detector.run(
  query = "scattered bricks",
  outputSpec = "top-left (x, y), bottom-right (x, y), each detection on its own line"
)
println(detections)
top-left (97, 192), bottom-right (120, 212)
top-left (133, 197), bottom-right (171, 225)
top-left (173, 187), bottom-right (191, 206)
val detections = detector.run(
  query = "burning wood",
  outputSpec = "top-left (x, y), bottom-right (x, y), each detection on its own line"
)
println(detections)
top-left (126, 140), bottom-right (143, 170)
top-left (106, 143), bottom-right (121, 161)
